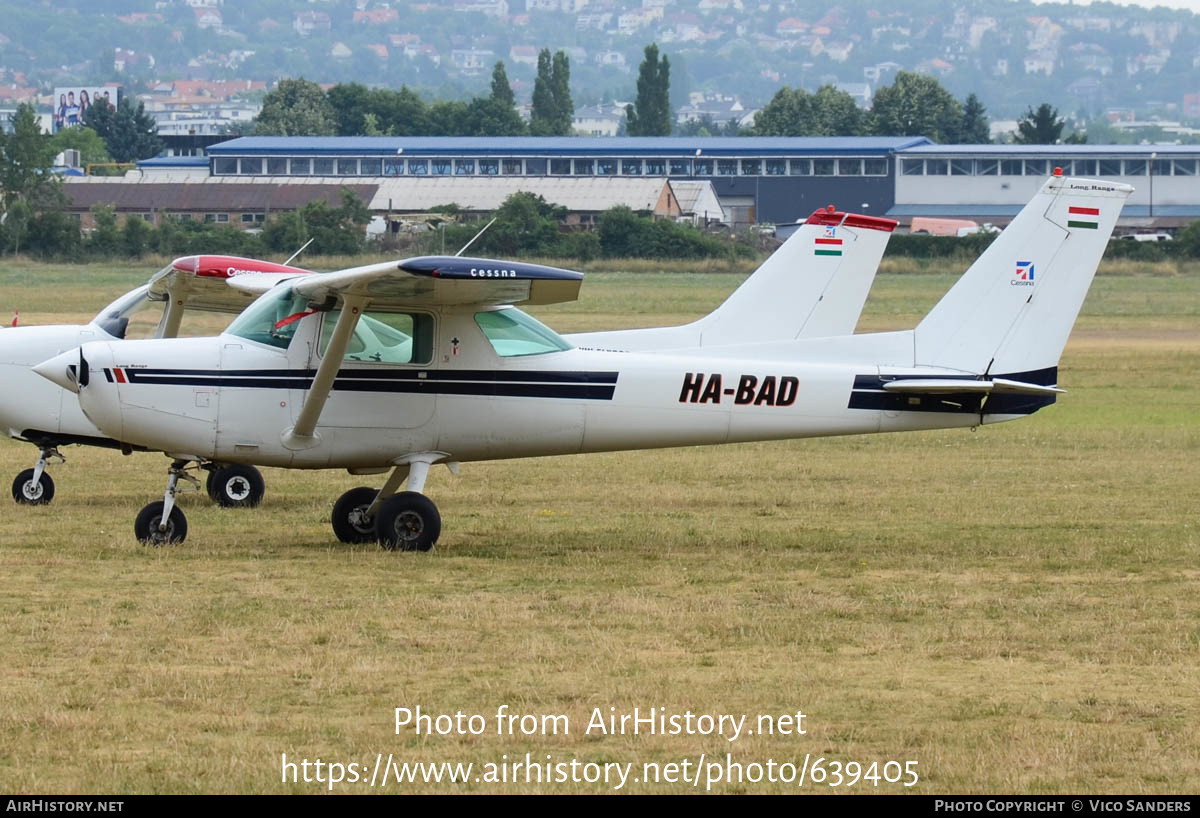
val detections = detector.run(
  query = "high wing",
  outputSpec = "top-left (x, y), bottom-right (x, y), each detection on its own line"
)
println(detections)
top-left (147, 255), bottom-right (312, 324)
top-left (231, 255), bottom-right (584, 446)
top-left (228, 255), bottom-right (582, 308)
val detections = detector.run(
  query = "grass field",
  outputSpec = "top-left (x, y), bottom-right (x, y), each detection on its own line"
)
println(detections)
top-left (0, 258), bottom-right (1197, 793)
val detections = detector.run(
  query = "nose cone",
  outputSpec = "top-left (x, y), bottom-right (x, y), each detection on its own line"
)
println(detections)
top-left (33, 349), bottom-right (83, 394)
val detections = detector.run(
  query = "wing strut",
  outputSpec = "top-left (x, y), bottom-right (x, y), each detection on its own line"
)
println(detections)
top-left (282, 293), bottom-right (367, 449)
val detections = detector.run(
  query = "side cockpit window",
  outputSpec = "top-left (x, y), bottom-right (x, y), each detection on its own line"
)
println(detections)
top-left (225, 286), bottom-right (311, 350)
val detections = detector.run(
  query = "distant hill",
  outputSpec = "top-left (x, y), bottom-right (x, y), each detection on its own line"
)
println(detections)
top-left (1, 0), bottom-right (1198, 123)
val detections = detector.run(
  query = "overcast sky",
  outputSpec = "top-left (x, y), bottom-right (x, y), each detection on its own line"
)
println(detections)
top-left (1031, 0), bottom-right (1200, 11)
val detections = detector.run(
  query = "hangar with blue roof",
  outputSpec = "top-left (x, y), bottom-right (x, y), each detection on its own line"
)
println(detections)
top-left (122, 136), bottom-right (1200, 231)
top-left (202, 136), bottom-right (929, 226)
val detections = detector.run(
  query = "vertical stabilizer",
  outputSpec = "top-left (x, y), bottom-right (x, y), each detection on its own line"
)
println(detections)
top-left (567, 208), bottom-right (895, 352)
top-left (913, 176), bottom-right (1131, 376)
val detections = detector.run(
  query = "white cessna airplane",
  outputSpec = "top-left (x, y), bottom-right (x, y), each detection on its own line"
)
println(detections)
top-left (4, 211), bottom-right (892, 514)
top-left (39, 175), bottom-right (1127, 551)
top-left (1, 255), bottom-right (310, 507)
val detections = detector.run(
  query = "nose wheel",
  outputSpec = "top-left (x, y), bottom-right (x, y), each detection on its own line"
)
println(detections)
top-left (12, 468), bottom-right (55, 505)
top-left (11, 446), bottom-right (64, 505)
top-left (135, 459), bottom-right (198, 545)
top-left (134, 501), bottom-right (188, 546)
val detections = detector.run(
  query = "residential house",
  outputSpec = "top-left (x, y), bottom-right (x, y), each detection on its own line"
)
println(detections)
top-left (509, 45), bottom-right (538, 65)
top-left (294, 11), bottom-right (331, 37)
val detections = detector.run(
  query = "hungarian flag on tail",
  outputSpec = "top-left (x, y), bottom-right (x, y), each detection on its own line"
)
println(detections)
top-left (815, 232), bottom-right (843, 257)
top-left (1067, 206), bottom-right (1100, 229)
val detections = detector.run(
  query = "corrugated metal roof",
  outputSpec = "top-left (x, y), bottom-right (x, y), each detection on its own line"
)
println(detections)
top-left (887, 204), bottom-right (1200, 218)
top-left (369, 177), bottom-right (674, 212)
top-left (901, 144), bottom-right (1200, 156)
top-left (63, 182), bottom-right (378, 211)
top-left (208, 135), bottom-right (932, 157)
top-left (137, 156), bottom-right (210, 167)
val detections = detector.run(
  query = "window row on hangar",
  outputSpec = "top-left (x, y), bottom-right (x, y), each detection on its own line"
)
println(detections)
top-left (901, 157), bottom-right (1200, 177)
top-left (211, 155), bottom-right (891, 179)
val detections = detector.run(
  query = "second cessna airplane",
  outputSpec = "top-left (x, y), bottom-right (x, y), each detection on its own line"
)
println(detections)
top-left (38, 174), bottom-right (1128, 551)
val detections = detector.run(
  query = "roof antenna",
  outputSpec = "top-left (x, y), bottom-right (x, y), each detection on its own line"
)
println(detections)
top-left (454, 217), bottom-right (497, 257)
top-left (284, 237), bottom-right (315, 267)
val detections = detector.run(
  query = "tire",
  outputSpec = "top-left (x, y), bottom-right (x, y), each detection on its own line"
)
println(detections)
top-left (375, 492), bottom-right (440, 552)
top-left (134, 501), bottom-right (188, 546)
top-left (12, 469), bottom-right (54, 505)
top-left (332, 486), bottom-right (381, 544)
top-left (206, 464), bottom-right (265, 508)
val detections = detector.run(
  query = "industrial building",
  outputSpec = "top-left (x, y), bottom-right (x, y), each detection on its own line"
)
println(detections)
top-left (65, 136), bottom-right (1200, 234)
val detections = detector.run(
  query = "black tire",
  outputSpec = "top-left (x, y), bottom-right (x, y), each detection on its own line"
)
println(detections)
top-left (206, 464), bottom-right (265, 508)
top-left (332, 486), bottom-right (381, 544)
top-left (12, 469), bottom-right (54, 505)
top-left (375, 492), bottom-right (440, 552)
top-left (134, 501), bottom-right (188, 546)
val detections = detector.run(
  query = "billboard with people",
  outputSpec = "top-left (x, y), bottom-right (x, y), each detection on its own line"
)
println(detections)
top-left (53, 85), bottom-right (120, 132)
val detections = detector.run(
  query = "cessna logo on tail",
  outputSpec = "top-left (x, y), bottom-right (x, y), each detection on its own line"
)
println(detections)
top-left (470, 267), bottom-right (517, 278)
top-left (1013, 260), bottom-right (1035, 286)
top-left (679, 372), bottom-right (799, 406)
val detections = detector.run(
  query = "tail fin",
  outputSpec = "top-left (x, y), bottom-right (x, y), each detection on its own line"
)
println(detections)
top-left (567, 208), bottom-right (895, 352)
top-left (697, 209), bottom-right (896, 345)
top-left (914, 175), bottom-right (1131, 377)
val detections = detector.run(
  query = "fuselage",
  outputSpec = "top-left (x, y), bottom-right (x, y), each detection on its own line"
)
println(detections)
top-left (0, 322), bottom-right (127, 447)
top-left (67, 302), bottom-right (1044, 471)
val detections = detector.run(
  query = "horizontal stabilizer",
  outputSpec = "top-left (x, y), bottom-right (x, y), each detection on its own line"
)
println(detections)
top-left (882, 378), bottom-right (1064, 396)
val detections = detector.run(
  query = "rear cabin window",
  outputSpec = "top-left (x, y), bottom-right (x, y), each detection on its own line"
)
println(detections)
top-left (320, 310), bottom-right (434, 365)
top-left (474, 309), bottom-right (572, 357)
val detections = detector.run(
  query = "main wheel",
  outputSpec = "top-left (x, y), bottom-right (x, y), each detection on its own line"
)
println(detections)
top-left (134, 501), bottom-right (188, 546)
top-left (375, 492), bottom-right (440, 552)
top-left (332, 486), bottom-right (381, 544)
top-left (12, 469), bottom-right (54, 505)
top-left (206, 464), bottom-right (265, 508)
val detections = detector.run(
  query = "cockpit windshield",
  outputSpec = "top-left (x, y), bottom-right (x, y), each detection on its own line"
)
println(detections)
top-left (91, 285), bottom-right (158, 340)
top-left (225, 284), bottom-right (313, 350)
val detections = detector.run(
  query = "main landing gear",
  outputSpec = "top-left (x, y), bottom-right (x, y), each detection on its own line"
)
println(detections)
top-left (11, 446), bottom-right (64, 505)
top-left (133, 459), bottom-right (266, 545)
top-left (330, 457), bottom-right (445, 552)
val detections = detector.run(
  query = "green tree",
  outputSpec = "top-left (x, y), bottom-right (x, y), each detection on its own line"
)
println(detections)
top-left (490, 61), bottom-right (515, 109)
top-left (869, 71), bottom-right (963, 143)
top-left (48, 126), bottom-right (112, 167)
top-left (550, 51), bottom-right (574, 135)
top-left (530, 49), bottom-right (566, 136)
top-left (0, 104), bottom-right (59, 210)
top-left (626, 44), bottom-right (672, 137)
top-left (1015, 103), bottom-right (1066, 144)
top-left (960, 94), bottom-right (991, 144)
top-left (477, 192), bottom-right (566, 256)
top-left (121, 213), bottom-right (152, 258)
top-left (253, 78), bottom-right (337, 136)
top-left (102, 98), bottom-right (164, 163)
top-left (811, 85), bottom-right (865, 136)
top-left (87, 204), bottom-right (121, 257)
top-left (752, 87), bottom-right (813, 136)
top-left (326, 82), bottom-right (372, 136)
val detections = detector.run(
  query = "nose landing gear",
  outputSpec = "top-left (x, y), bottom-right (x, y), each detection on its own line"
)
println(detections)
top-left (11, 446), bottom-right (64, 505)
top-left (134, 459), bottom-right (198, 545)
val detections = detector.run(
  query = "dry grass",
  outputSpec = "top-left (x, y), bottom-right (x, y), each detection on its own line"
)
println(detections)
top-left (0, 261), bottom-right (1197, 793)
